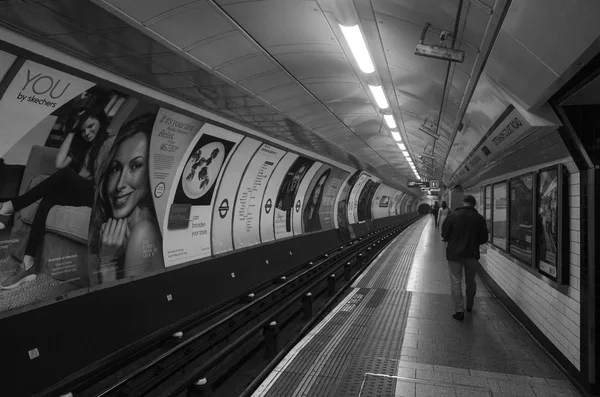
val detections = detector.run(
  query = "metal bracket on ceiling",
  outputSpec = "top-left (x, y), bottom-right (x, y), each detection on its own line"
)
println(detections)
top-left (419, 112), bottom-right (441, 139)
top-left (414, 22), bottom-right (465, 63)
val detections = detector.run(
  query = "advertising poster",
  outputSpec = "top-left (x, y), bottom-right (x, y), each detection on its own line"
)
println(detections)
top-left (0, 50), bottom-right (17, 83)
top-left (149, 108), bottom-right (205, 230)
top-left (336, 171), bottom-right (360, 229)
top-left (492, 183), bottom-right (507, 250)
top-left (273, 156), bottom-right (314, 239)
top-left (333, 172), bottom-right (354, 229)
top-left (88, 109), bottom-right (173, 284)
top-left (0, 60), bottom-right (96, 158)
top-left (357, 180), bottom-right (380, 222)
top-left (162, 123), bottom-right (241, 267)
top-left (347, 173), bottom-right (370, 224)
top-left (292, 162), bottom-right (322, 235)
top-left (0, 60), bottom-right (135, 314)
top-left (260, 152), bottom-right (299, 243)
top-left (299, 165), bottom-right (348, 234)
top-left (311, 167), bottom-right (349, 232)
top-left (233, 144), bottom-right (285, 249)
top-left (372, 185), bottom-right (394, 219)
top-left (537, 167), bottom-right (559, 279)
top-left (211, 137), bottom-right (262, 255)
top-left (389, 192), bottom-right (403, 216)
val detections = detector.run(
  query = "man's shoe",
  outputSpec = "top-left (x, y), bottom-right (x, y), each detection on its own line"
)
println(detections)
top-left (452, 312), bottom-right (465, 321)
top-left (1, 269), bottom-right (36, 290)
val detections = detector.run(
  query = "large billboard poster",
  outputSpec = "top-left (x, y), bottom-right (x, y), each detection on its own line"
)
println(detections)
top-left (260, 152), bottom-right (298, 243)
top-left (537, 166), bottom-right (559, 279)
top-left (0, 60), bottom-right (96, 159)
top-left (389, 192), bottom-right (402, 216)
top-left (89, 110), bottom-right (167, 284)
top-left (273, 156), bottom-right (314, 239)
top-left (333, 172), bottom-right (355, 229)
top-left (292, 162), bottom-right (322, 235)
top-left (303, 166), bottom-right (349, 233)
top-left (372, 185), bottom-right (394, 219)
top-left (357, 180), bottom-right (381, 222)
top-left (211, 137), bottom-right (262, 254)
top-left (162, 123), bottom-right (242, 267)
top-left (233, 144), bottom-right (285, 249)
top-left (0, 61), bottom-right (136, 314)
top-left (149, 108), bottom-right (205, 231)
top-left (347, 172), bottom-right (369, 224)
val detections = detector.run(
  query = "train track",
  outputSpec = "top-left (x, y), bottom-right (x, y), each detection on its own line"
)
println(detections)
top-left (49, 215), bottom-right (421, 397)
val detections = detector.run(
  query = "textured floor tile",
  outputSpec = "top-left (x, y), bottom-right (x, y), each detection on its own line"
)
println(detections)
top-left (416, 383), bottom-right (457, 397)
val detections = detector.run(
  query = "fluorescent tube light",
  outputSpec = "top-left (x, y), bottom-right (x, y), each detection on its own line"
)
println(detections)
top-left (368, 85), bottom-right (389, 109)
top-left (391, 131), bottom-right (401, 142)
top-left (402, 150), bottom-right (409, 157)
top-left (398, 143), bottom-right (406, 151)
top-left (384, 114), bottom-right (396, 129)
top-left (339, 24), bottom-right (375, 74)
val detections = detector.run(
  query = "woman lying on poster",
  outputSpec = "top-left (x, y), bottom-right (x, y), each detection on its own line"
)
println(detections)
top-left (0, 107), bottom-right (110, 290)
top-left (90, 114), bottom-right (164, 284)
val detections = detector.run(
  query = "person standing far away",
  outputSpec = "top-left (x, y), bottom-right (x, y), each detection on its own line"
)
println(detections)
top-left (441, 195), bottom-right (489, 321)
top-left (437, 201), bottom-right (451, 233)
top-left (431, 201), bottom-right (440, 228)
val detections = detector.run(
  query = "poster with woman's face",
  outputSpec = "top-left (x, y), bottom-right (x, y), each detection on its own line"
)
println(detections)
top-left (88, 109), bottom-right (167, 285)
top-left (0, 52), bottom-right (135, 315)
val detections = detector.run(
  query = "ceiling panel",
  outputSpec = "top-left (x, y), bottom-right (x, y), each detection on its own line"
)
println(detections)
top-left (187, 32), bottom-right (261, 68)
top-left (501, 0), bottom-right (600, 76)
top-left (215, 54), bottom-right (278, 82)
top-left (485, 30), bottom-right (558, 108)
top-left (147, 3), bottom-right (234, 49)
top-left (239, 71), bottom-right (295, 93)
top-left (102, 0), bottom-right (198, 23)
top-left (221, 1), bottom-right (334, 48)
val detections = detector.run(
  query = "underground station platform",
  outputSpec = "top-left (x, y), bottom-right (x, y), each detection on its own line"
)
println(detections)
top-left (251, 217), bottom-right (580, 397)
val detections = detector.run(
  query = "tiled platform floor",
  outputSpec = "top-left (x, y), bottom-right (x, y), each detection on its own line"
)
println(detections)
top-left (252, 217), bottom-right (580, 397)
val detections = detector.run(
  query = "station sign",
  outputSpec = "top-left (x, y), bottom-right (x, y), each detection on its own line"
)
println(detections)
top-left (408, 180), bottom-right (429, 188)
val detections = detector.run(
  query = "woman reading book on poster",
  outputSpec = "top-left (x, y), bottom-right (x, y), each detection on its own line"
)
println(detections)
top-left (0, 107), bottom-right (110, 290)
top-left (90, 114), bottom-right (164, 284)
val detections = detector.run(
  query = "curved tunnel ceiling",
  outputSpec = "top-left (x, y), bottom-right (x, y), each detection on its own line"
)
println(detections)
top-left (1, 0), bottom-right (599, 191)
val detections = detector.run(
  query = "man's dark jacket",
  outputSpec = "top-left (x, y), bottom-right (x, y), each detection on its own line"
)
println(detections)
top-left (441, 207), bottom-right (488, 260)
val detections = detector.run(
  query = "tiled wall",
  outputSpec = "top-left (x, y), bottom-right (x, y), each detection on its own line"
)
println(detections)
top-left (479, 159), bottom-right (581, 371)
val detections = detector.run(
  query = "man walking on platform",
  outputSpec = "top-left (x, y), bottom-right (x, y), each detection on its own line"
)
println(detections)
top-left (441, 195), bottom-right (488, 321)
top-left (431, 201), bottom-right (440, 228)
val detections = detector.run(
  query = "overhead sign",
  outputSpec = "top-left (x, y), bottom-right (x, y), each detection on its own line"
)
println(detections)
top-left (430, 180), bottom-right (439, 188)
top-left (452, 105), bottom-right (532, 183)
top-left (408, 180), bottom-right (429, 188)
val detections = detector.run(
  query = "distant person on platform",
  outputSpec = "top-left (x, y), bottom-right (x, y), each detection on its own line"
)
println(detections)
top-left (431, 201), bottom-right (440, 228)
top-left (441, 195), bottom-right (488, 321)
top-left (437, 201), bottom-right (451, 232)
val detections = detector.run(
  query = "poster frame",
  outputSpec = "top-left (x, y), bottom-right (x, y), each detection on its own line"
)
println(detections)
top-left (491, 181), bottom-right (508, 252)
top-left (536, 164), bottom-right (568, 283)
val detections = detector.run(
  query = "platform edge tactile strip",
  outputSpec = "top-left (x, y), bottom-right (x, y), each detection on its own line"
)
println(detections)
top-left (252, 218), bottom-right (429, 397)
